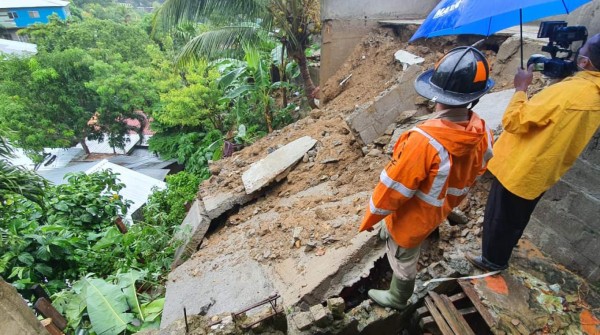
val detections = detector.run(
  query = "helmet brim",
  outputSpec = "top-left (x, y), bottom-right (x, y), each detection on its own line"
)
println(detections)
top-left (414, 69), bottom-right (495, 106)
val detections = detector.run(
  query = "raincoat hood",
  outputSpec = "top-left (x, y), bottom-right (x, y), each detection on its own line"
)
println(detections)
top-left (418, 110), bottom-right (487, 157)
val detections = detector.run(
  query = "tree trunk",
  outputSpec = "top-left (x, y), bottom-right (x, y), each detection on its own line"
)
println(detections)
top-left (294, 50), bottom-right (318, 109)
top-left (79, 139), bottom-right (90, 155)
top-left (264, 101), bottom-right (273, 133)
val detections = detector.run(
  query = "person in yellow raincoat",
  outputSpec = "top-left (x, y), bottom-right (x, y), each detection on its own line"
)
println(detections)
top-left (467, 33), bottom-right (600, 272)
top-left (359, 47), bottom-right (495, 310)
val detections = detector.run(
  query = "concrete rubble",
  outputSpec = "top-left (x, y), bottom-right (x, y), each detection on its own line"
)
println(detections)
top-left (242, 136), bottom-right (318, 194)
top-left (159, 25), bottom-right (600, 335)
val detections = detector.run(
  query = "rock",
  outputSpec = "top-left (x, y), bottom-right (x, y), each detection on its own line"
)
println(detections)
top-left (476, 217), bottom-right (484, 224)
top-left (209, 164), bottom-right (222, 176)
top-left (304, 241), bottom-right (317, 252)
top-left (447, 209), bottom-right (469, 225)
top-left (309, 304), bottom-right (332, 328)
top-left (303, 153), bottom-right (309, 163)
top-left (474, 227), bottom-right (481, 236)
top-left (242, 136), bottom-right (317, 194)
top-left (263, 250), bottom-right (271, 259)
top-left (307, 149), bottom-right (317, 157)
top-left (367, 149), bottom-right (382, 157)
top-left (293, 227), bottom-right (303, 240)
top-left (362, 146), bottom-right (369, 155)
top-left (338, 127), bottom-right (350, 135)
top-left (292, 311), bottom-right (313, 331)
top-left (310, 109), bottom-right (323, 119)
top-left (320, 158), bottom-right (339, 164)
top-left (511, 318), bottom-right (521, 326)
top-left (327, 297), bottom-right (345, 319)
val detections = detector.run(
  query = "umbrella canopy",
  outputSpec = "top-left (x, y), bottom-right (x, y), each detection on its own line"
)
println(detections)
top-left (410, 0), bottom-right (592, 41)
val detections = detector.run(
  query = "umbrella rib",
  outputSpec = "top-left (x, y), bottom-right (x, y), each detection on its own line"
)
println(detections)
top-left (562, 0), bottom-right (570, 14)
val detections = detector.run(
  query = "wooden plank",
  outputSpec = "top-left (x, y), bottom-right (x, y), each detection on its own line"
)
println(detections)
top-left (448, 292), bottom-right (466, 303)
top-left (34, 298), bottom-right (67, 330)
top-left (417, 306), bottom-right (430, 316)
top-left (41, 318), bottom-right (64, 335)
top-left (429, 292), bottom-right (475, 335)
top-left (424, 296), bottom-right (454, 335)
top-left (458, 280), bottom-right (497, 328)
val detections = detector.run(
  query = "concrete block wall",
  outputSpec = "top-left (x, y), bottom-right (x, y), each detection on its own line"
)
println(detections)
top-left (526, 129), bottom-right (600, 283)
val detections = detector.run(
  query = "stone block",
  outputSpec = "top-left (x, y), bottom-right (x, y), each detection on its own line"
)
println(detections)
top-left (327, 297), bottom-right (346, 319)
top-left (292, 311), bottom-right (314, 331)
top-left (310, 304), bottom-right (332, 328)
top-left (242, 136), bottom-right (317, 194)
top-left (172, 199), bottom-right (210, 266)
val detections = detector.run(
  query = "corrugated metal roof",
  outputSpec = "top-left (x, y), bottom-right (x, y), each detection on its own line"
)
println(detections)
top-left (0, 0), bottom-right (69, 9)
top-left (136, 168), bottom-right (170, 181)
top-left (0, 38), bottom-right (37, 56)
top-left (37, 161), bottom-right (97, 185)
top-left (85, 159), bottom-right (166, 222)
top-left (76, 134), bottom-right (140, 155)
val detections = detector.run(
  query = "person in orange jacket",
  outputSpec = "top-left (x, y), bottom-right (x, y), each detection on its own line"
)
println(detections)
top-left (358, 46), bottom-right (495, 310)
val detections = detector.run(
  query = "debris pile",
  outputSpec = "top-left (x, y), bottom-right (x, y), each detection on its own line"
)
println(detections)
top-left (158, 24), bottom-right (600, 335)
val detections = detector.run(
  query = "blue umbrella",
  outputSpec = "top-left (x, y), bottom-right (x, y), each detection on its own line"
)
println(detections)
top-left (410, 0), bottom-right (592, 67)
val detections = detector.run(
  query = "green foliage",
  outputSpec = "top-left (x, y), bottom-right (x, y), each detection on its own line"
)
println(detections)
top-left (0, 133), bottom-right (47, 205)
top-left (145, 171), bottom-right (200, 226)
top-left (53, 271), bottom-right (164, 334)
top-left (0, 171), bottom-right (130, 294)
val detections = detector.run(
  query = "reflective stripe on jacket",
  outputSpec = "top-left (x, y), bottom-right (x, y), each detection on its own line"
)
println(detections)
top-left (359, 111), bottom-right (493, 248)
top-left (488, 71), bottom-right (600, 199)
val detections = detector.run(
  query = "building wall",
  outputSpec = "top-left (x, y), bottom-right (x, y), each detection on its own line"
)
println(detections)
top-left (320, 0), bottom-right (437, 85)
top-left (5, 6), bottom-right (68, 29)
top-left (526, 129), bottom-right (600, 284)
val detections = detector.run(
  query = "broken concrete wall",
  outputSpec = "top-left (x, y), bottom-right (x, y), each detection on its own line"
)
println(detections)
top-left (320, 0), bottom-right (437, 84)
top-left (527, 129), bottom-right (600, 283)
top-left (346, 65), bottom-right (424, 145)
top-left (0, 279), bottom-right (50, 335)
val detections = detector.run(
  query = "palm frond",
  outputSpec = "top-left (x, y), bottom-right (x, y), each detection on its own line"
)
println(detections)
top-left (155, 0), bottom-right (270, 33)
top-left (0, 160), bottom-right (46, 206)
top-left (176, 25), bottom-right (264, 66)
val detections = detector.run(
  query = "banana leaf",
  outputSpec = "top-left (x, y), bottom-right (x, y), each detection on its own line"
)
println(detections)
top-left (84, 277), bottom-right (134, 335)
top-left (116, 270), bottom-right (145, 321)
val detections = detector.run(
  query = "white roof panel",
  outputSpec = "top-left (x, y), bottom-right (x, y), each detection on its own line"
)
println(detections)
top-left (0, 39), bottom-right (37, 56)
top-left (85, 159), bottom-right (166, 222)
top-left (0, 0), bottom-right (69, 9)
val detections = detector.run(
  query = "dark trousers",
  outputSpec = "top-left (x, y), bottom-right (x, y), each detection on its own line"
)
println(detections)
top-left (482, 177), bottom-right (543, 267)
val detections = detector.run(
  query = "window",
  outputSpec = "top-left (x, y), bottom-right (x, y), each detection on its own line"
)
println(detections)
top-left (28, 11), bottom-right (40, 19)
top-left (7, 11), bottom-right (18, 19)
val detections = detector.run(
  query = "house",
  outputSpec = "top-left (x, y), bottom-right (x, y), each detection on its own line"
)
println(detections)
top-left (0, 0), bottom-right (70, 41)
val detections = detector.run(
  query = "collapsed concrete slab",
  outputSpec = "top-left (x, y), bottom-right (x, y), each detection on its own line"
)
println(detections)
top-left (242, 136), bottom-right (317, 194)
top-left (171, 199), bottom-right (210, 267)
top-left (202, 191), bottom-right (258, 220)
top-left (161, 253), bottom-right (276, 329)
top-left (472, 89), bottom-right (515, 131)
top-left (346, 64), bottom-right (423, 145)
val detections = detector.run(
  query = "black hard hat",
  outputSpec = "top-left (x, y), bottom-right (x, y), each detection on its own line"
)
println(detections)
top-left (414, 46), bottom-right (494, 106)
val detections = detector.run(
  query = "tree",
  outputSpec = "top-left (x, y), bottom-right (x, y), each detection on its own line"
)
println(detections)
top-left (154, 0), bottom-right (321, 110)
top-left (0, 132), bottom-right (46, 206)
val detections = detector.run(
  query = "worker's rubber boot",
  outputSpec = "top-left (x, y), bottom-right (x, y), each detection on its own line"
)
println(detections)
top-left (368, 276), bottom-right (415, 310)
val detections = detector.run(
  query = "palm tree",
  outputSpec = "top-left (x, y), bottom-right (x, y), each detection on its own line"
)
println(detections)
top-left (155, 0), bottom-right (320, 109)
top-left (0, 133), bottom-right (47, 206)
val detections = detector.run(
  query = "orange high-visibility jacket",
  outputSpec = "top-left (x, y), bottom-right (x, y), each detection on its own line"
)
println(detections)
top-left (359, 112), bottom-right (493, 248)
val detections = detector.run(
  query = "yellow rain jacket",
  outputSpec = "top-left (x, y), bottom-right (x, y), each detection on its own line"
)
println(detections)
top-left (488, 71), bottom-right (600, 200)
top-left (359, 111), bottom-right (493, 248)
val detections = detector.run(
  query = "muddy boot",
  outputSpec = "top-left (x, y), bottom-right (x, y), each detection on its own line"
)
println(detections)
top-left (368, 276), bottom-right (415, 310)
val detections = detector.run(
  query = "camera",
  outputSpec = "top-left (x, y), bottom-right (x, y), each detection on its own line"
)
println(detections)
top-left (527, 21), bottom-right (588, 78)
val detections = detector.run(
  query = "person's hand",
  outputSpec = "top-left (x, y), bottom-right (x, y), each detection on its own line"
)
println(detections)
top-left (514, 65), bottom-right (534, 92)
